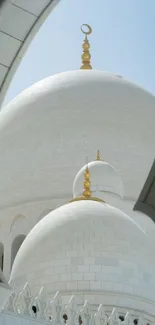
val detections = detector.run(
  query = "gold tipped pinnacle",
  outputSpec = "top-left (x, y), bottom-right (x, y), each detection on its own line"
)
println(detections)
top-left (69, 162), bottom-right (105, 204)
top-left (82, 166), bottom-right (91, 198)
top-left (96, 150), bottom-right (101, 161)
top-left (80, 24), bottom-right (92, 70)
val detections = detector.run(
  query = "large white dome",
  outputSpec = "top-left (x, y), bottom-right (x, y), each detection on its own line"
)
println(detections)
top-left (0, 70), bottom-right (155, 210)
top-left (10, 199), bottom-right (155, 313)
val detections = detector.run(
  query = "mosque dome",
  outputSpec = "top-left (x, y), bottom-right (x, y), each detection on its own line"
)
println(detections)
top-left (10, 190), bottom-right (155, 312)
top-left (73, 153), bottom-right (124, 202)
top-left (0, 69), bottom-right (155, 210)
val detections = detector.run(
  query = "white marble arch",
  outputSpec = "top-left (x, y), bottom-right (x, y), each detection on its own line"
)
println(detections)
top-left (0, 0), bottom-right (60, 107)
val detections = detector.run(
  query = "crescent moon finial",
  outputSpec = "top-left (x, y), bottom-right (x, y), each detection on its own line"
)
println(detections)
top-left (81, 24), bottom-right (92, 36)
top-left (80, 24), bottom-right (92, 70)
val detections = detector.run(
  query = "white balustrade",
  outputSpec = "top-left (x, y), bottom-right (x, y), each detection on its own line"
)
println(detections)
top-left (0, 283), bottom-right (153, 325)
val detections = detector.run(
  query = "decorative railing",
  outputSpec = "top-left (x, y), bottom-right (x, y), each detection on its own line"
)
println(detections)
top-left (0, 283), bottom-right (152, 325)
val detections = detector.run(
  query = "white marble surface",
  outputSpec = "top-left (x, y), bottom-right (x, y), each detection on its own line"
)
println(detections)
top-left (10, 200), bottom-right (155, 314)
top-left (0, 70), bottom-right (155, 207)
top-left (0, 69), bottom-right (155, 281)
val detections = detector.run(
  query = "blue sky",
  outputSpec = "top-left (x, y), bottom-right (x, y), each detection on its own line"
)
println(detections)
top-left (3, 0), bottom-right (155, 105)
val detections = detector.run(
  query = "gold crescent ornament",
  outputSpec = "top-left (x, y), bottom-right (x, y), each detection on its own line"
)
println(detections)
top-left (80, 24), bottom-right (92, 69)
top-left (81, 24), bottom-right (92, 36)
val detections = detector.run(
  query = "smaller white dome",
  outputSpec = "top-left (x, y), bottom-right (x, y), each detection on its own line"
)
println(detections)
top-left (73, 160), bottom-right (123, 202)
top-left (10, 198), bottom-right (155, 314)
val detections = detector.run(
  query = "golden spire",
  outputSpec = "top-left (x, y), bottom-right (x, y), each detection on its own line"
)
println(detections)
top-left (80, 24), bottom-right (92, 70)
top-left (70, 163), bottom-right (105, 203)
top-left (82, 166), bottom-right (91, 198)
top-left (96, 150), bottom-right (101, 161)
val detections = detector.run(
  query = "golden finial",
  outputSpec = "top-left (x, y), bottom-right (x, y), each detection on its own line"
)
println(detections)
top-left (80, 24), bottom-right (92, 70)
top-left (96, 150), bottom-right (101, 161)
top-left (82, 166), bottom-right (91, 198)
top-left (69, 162), bottom-right (105, 203)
